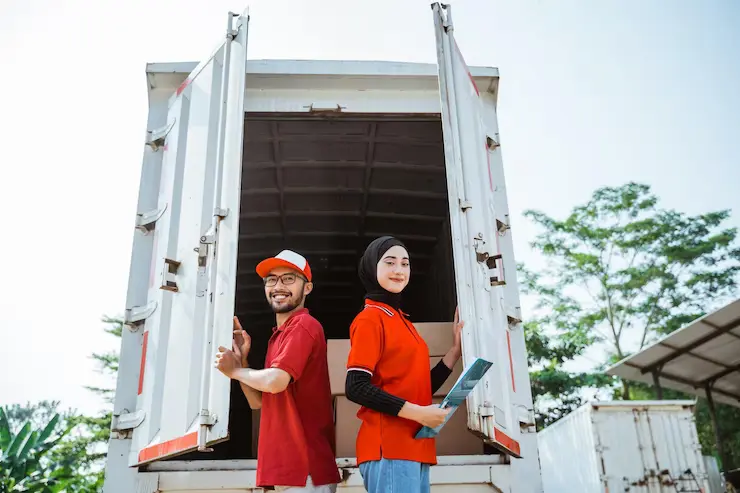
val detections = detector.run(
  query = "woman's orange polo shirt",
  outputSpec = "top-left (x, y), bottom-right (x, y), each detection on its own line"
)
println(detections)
top-left (346, 299), bottom-right (437, 465)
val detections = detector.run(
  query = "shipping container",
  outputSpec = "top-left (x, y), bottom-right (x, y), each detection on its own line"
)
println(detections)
top-left (103, 5), bottom-right (543, 492)
top-left (538, 400), bottom-right (712, 493)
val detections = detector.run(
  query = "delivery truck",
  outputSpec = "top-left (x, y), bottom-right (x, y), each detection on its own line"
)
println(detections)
top-left (538, 400), bottom-right (719, 493)
top-left (103, 4), bottom-right (543, 492)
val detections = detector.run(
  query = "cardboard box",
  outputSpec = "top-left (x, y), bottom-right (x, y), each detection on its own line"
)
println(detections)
top-left (334, 396), bottom-right (362, 458)
top-left (333, 396), bottom-right (484, 458)
top-left (327, 322), bottom-right (454, 396)
top-left (432, 398), bottom-right (485, 456)
top-left (414, 322), bottom-right (454, 357)
top-left (327, 339), bottom-right (351, 396)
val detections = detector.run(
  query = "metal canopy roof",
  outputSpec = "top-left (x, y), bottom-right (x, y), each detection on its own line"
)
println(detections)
top-left (606, 298), bottom-right (740, 408)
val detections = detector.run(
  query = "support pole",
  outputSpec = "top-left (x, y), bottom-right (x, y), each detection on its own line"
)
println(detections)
top-left (705, 385), bottom-right (732, 477)
top-left (652, 370), bottom-right (663, 400)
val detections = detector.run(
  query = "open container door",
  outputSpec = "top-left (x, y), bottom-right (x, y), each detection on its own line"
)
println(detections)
top-left (431, 3), bottom-right (521, 457)
top-left (126, 12), bottom-right (249, 466)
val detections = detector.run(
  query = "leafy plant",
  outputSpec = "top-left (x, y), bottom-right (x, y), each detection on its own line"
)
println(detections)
top-left (0, 406), bottom-right (75, 492)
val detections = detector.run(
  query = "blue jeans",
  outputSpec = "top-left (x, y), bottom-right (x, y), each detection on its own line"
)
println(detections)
top-left (359, 459), bottom-right (430, 493)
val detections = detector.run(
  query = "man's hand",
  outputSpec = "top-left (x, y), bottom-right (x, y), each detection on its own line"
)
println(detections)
top-left (215, 346), bottom-right (241, 378)
top-left (232, 316), bottom-right (251, 367)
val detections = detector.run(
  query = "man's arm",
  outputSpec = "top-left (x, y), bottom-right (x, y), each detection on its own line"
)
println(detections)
top-left (230, 367), bottom-right (292, 394)
top-left (238, 381), bottom-right (263, 409)
top-left (235, 360), bottom-right (264, 409)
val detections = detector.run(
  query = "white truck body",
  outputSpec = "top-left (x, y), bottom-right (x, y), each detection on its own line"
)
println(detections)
top-left (104, 5), bottom-right (542, 492)
top-left (538, 400), bottom-right (713, 493)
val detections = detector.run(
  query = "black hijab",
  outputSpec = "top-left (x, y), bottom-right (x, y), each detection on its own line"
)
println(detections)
top-left (358, 236), bottom-right (408, 310)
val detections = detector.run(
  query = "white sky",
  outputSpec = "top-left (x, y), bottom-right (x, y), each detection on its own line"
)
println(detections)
top-left (1, 0), bottom-right (738, 416)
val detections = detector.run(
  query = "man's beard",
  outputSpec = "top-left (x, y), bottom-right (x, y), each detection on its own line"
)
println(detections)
top-left (270, 292), bottom-right (305, 314)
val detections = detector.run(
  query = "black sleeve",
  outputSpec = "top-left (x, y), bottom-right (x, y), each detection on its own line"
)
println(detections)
top-left (345, 370), bottom-right (406, 416)
top-left (430, 359), bottom-right (453, 395)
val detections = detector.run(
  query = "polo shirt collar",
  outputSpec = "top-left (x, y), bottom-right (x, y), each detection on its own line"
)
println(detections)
top-left (364, 299), bottom-right (410, 318)
top-left (273, 307), bottom-right (309, 332)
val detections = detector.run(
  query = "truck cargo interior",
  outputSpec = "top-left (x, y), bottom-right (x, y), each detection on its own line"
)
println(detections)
top-left (169, 111), bottom-right (483, 462)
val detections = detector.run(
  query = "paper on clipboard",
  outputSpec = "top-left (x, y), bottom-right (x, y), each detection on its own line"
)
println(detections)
top-left (414, 357), bottom-right (493, 439)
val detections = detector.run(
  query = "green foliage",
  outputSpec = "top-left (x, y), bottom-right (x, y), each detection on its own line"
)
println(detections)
top-left (0, 317), bottom-right (122, 492)
top-left (62, 316), bottom-right (122, 490)
top-left (0, 406), bottom-right (76, 493)
top-left (522, 182), bottom-right (740, 407)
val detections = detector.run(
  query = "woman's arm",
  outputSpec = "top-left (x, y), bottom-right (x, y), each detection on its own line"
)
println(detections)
top-left (345, 370), bottom-right (449, 429)
top-left (430, 307), bottom-right (465, 393)
top-left (430, 359), bottom-right (453, 395)
top-left (345, 370), bottom-right (406, 415)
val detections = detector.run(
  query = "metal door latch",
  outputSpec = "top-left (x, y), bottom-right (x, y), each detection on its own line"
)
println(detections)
top-left (111, 409), bottom-right (146, 438)
top-left (146, 120), bottom-right (176, 151)
top-left (124, 301), bottom-right (158, 331)
top-left (135, 204), bottom-right (167, 233)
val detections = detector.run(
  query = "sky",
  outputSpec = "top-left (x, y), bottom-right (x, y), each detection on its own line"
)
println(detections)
top-left (0, 0), bottom-right (738, 416)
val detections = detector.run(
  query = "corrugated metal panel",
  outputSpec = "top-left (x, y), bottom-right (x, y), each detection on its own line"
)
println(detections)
top-left (538, 404), bottom-right (601, 493)
top-left (608, 298), bottom-right (740, 408)
top-left (540, 401), bottom-right (712, 493)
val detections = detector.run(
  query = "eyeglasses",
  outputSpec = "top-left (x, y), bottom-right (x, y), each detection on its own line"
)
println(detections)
top-left (263, 273), bottom-right (307, 287)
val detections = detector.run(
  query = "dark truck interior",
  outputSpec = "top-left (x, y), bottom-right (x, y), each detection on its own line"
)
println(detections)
top-left (174, 113), bottom-right (460, 461)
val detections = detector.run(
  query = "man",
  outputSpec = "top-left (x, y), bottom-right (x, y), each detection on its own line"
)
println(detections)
top-left (215, 250), bottom-right (341, 493)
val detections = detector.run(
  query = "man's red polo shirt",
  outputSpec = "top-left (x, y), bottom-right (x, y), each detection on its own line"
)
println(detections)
top-left (256, 308), bottom-right (340, 488)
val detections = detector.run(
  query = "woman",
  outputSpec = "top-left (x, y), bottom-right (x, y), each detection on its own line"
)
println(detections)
top-left (345, 235), bottom-right (464, 493)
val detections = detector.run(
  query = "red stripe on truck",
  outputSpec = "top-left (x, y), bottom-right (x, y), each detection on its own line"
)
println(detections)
top-left (453, 40), bottom-right (480, 96)
top-left (176, 78), bottom-right (191, 96)
top-left (506, 331), bottom-right (516, 392)
top-left (138, 331), bottom-right (149, 395)
top-left (138, 431), bottom-right (198, 464)
top-left (494, 428), bottom-right (521, 457)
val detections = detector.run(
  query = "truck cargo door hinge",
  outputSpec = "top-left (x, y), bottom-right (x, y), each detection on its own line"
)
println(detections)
top-left (459, 199), bottom-right (472, 211)
top-left (496, 217), bottom-right (510, 234)
top-left (486, 135), bottom-right (500, 151)
top-left (124, 301), bottom-right (158, 331)
top-left (160, 258), bottom-right (181, 292)
top-left (111, 409), bottom-right (145, 434)
top-left (146, 120), bottom-right (176, 151)
top-left (199, 412), bottom-right (218, 427)
top-left (135, 204), bottom-right (168, 233)
top-left (214, 207), bottom-right (229, 219)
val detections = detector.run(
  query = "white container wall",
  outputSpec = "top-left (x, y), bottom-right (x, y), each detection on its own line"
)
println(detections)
top-left (538, 400), bottom-right (711, 493)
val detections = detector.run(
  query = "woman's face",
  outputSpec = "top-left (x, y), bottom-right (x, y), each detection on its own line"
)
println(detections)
top-left (376, 245), bottom-right (410, 293)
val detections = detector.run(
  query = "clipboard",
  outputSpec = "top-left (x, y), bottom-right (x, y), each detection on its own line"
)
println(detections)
top-left (414, 357), bottom-right (493, 439)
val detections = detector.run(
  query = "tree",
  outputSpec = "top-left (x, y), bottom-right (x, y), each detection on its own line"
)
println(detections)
top-left (519, 265), bottom-right (611, 428)
top-left (62, 316), bottom-right (122, 490)
top-left (522, 182), bottom-right (740, 407)
top-left (0, 406), bottom-right (78, 493)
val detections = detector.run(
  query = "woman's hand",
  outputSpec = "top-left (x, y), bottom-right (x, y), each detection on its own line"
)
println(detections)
top-left (452, 306), bottom-right (464, 351)
top-left (400, 402), bottom-right (451, 428)
top-left (441, 307), bottom-right (465, 370)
